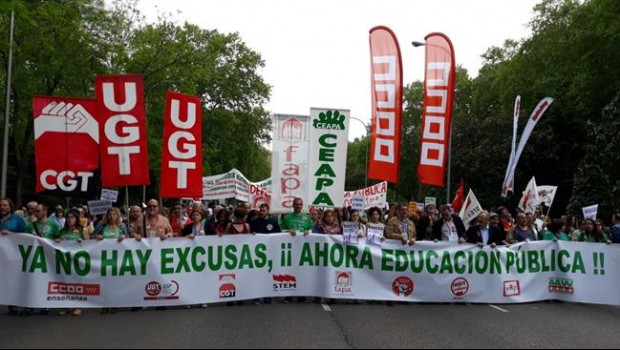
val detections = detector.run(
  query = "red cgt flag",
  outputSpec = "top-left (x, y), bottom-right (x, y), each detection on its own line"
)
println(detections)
top-left (33, 97), bottom-right (100, 193)
top-left (451, 179), bottom-right (465, 212)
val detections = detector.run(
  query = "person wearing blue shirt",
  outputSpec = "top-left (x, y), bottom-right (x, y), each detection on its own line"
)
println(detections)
top-left (1, 197), bottom-right (26, 316)
top-left (0, 197), bottom-right (25, 234)
top-left (611, 214), bottom-right (620, 244)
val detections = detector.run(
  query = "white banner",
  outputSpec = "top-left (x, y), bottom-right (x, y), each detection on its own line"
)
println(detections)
top-left (425, 197), bottom-right (436, 207)
top-left (309, 108), bottom-right (350, 208)
top-left (501, 95), bottom-right (521, 197)
top-left (502, 97), bottom-right (553, 197)
top-left (100, 189), bottom-right (119, 203)
top-left (201, 169), bottom-right (270, 203)
top-left (1, 235), bottom-right (619, 308)
top-left (271, 114), bottom-right (311, 212)
top-left (202, 169), bottom-right (251, 201)
top-left (343, 181), bottom-right (388, 210)
top-left (582, 204), bottom-right (598, 220)
top-left (249, 183), bottom-right (271, 209)
top-left (87, 200), bottom-right (112, 216)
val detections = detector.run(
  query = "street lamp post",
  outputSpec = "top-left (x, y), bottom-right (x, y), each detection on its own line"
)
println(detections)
top-left (1, 11), bottom-right (15, 198)
top-left (411, 40), bottom-right (453, 205)
top-left (350, 117), bottom-right (369, 189)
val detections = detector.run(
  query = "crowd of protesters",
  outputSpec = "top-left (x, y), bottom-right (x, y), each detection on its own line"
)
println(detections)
top-left (1, 195), bottom-right (619, 316)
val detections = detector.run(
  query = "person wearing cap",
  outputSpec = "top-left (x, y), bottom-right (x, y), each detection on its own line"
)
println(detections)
top-left (466, 212), bottom-right (504, 247)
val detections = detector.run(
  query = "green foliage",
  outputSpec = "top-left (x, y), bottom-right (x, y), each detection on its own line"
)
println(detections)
top-left (450, 0), bottom-right (620, 216)
top-left (346, 0), bottom-right (620, 218)
top-left (0, 0), bottom-right (271, 205)
top-left (568, 93), bottom-right (620, 219)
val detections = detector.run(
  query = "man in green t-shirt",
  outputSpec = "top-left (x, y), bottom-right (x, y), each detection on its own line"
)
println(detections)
top-left (281, 198), bottom-right (313, 236)
top-left (25, 204), bottom-right (60, 240)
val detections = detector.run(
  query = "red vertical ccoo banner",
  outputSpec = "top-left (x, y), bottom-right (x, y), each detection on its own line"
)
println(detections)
top-left (369, 26), bottom-right (403, 184)
top-left (418, 33), bottom-right (455, 187)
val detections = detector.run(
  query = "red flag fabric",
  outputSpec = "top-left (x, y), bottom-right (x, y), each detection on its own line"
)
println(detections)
top-left (418, 33), bottom-right (456, 187)
top-left (33, 97), bottom-right (99, 193)
top-left (160, 91), bottom-right (203, 198)
top-left (95, 75), bottom-right (150, 187)
top-left (368, 26), bottom-right (403, 184)
top-left (451, 179), bottom-right (465, 211)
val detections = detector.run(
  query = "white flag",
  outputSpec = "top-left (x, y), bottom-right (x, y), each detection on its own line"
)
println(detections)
top-left (501, 95), bottom-right (521, 197)
top-left (502, 97), bottom-right (553, 197)
top-left (459, 189), bottom-right (483, 229)
top-left (518, 177), bottom-right (540, 214)
top-left (582, 204), bottom-right (598, 220)
top-left (536, 185), bottom-right (558, 207)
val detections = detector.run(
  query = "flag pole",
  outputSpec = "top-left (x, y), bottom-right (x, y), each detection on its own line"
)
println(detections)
top-left (1, 11), bottom-right (15, 198)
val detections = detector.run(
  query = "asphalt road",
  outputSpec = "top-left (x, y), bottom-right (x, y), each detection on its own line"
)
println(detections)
top-left (1, 301), bottom-right (619, 349)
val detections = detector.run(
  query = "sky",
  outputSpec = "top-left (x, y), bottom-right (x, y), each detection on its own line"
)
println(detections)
top-left (136, 0), bottom-right (541, 141)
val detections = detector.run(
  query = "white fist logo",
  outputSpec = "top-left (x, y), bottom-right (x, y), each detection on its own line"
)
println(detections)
top-left (34, 101), bottom-right (99, 143)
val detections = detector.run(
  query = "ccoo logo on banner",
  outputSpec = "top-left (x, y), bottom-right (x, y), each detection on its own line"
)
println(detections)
top-left (33, 97), bottom-right (99, 193)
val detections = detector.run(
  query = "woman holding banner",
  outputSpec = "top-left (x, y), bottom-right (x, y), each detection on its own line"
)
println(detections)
top-left (57, 209), bottom-right (89, 316)
top-left (312, 209), bottom-right (342, 235)
top-left (577, 219), bottom-right (611, 243)
top-left (541, 219), bottom-right (570, 241)
top-left (93, 207), bottom-right (127, 315)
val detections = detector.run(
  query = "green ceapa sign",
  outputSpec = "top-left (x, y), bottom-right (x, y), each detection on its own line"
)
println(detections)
top-left (311, 110), bottom-right (347, 207)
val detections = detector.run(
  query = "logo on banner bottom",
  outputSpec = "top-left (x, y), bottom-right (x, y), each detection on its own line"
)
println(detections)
top-left (548, 278), bottom-right (574, 294)
top-left (219, 274), bottom-right (237, 298)
top-left (334, 271), bottom-right (353, 295)
top-left (143, 280), bottom-right (180, 300)
top-left (451, 277), bottom-right (469, 298)
top-left (503, 280), bottom-right (521, 297)
top-left (392, 276), bottom-right (414, 297)
top-left (273, 274), bottom-right (297, 291)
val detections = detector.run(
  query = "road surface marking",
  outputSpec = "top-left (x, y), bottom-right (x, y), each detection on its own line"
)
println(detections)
top-left (489, 305), bottom-right (509, 313)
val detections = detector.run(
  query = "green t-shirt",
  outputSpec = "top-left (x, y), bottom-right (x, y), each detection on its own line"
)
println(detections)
top-left (59, 228), bottom-right (84, 241)
top-left (102, 226), bottom-right (122, 239)
top-left (578, 231), bottom-right (610, 243)
top-left (281, 213), bottom-right (313, 232)
top-left (542, 231), bottom-right (570, 241)
top-left (26, 219), bottom-right (61, 240)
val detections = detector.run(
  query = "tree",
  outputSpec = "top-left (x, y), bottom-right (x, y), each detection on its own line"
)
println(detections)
top-left (0, 1), bottom-right (272, 205)
top-left (569, 93), bottom-right (620, 219)
top-left (0, 0), bottom-right (116, 205)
